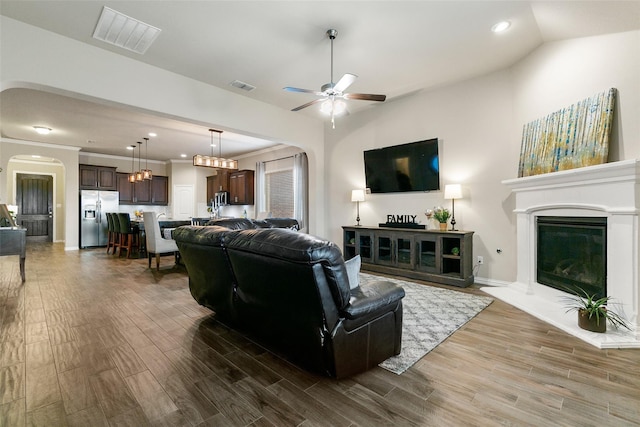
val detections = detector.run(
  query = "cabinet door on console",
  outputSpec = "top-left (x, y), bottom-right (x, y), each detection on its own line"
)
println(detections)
top-left (374, 232), bottom-right (414, 269)
top-left (357, 231), bottom-right (375, 263)
top-left (416, 234), bottom-right (439, 273)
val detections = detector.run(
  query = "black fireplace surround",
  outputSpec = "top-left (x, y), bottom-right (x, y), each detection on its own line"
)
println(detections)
top-left (537, 216), bottom-right (607, 299)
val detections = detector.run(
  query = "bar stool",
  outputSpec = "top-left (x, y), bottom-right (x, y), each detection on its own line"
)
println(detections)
top-left (111, 213), bottom-right (121, 255)
top-left (117, 213), bottom-right (138, 258)
top-left (106, 213), bottom-right (115, 254)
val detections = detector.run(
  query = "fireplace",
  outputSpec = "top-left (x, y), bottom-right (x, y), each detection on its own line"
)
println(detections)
top-left (488, 160), bottom-right (640, 348)
top-left (537, 216), bottom-right (606, 299)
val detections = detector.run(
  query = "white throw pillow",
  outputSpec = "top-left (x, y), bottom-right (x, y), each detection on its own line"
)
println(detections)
top-left (345, 255), bottom-right (361, 290)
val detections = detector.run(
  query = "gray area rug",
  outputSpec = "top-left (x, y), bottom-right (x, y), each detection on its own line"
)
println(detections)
top-left (359, 273), bottom-right (493, 374)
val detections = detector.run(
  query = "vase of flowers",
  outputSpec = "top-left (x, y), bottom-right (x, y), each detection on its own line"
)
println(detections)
top-left (433, 206), bottom-right (450, 230)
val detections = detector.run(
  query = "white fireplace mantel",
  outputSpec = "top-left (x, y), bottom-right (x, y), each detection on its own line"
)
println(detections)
top-left (484, 159), bottom-right (640, 348)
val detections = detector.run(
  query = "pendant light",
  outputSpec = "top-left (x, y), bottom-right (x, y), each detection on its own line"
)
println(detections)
top-left (135, 141), bottom-right (144, 181)
top-left (193, 129), bottom-right (238, 170)
top-left (128, 145), bottom-right (137, 183)
top-left (142, 137), bottom-right (153, 180)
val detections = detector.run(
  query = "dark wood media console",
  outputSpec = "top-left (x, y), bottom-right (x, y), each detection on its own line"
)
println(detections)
top-left (343, 226), bottom-right (474, 287)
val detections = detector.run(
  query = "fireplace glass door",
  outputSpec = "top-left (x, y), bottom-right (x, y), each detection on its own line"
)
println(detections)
top-left (537, 216), bottom-right (606, 299)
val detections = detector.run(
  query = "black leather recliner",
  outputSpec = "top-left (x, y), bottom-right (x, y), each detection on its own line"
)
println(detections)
top-left (174, 224), bottom-right (405, 378)
top-left (204, 217), bottom-right (300, 230)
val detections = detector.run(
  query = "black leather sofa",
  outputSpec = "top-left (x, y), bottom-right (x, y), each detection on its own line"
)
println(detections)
top-left (173, 221), bottom-right (405, 378)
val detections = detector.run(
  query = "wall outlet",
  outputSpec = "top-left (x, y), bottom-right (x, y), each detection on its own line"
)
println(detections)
top-left (477, 256), bottom-right (484, 265)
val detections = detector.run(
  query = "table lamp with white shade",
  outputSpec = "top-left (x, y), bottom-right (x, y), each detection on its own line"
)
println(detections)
top-left (351, 189), bottom-right (365, 226)
top-left (444, 184), bottom-right (462, 231)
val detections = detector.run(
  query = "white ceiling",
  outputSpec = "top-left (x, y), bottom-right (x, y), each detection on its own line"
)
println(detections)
top-left (1, 1), bottom-right (639, 161)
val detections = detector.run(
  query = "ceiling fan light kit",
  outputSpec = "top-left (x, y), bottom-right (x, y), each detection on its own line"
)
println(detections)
top-left (320, 98), bottom-right (347, 116)
top-left (193, 129), bottom-right (238, 170)
top-left (284, 29), bottom-right (386, 128)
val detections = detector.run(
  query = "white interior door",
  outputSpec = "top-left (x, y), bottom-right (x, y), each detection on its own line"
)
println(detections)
top-left (173, 185), bottom-right (194, 219)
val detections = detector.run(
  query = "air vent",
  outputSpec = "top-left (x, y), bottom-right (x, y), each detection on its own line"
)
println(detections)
top-left (92, 6), bottom-right (161, 55)
top-left (230, 80), bottom-right (256, 92)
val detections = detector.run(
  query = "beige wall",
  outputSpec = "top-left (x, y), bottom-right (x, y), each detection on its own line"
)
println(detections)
top-left (325, 30), bottom-right (640, 284)
top-left (79, 152), bottom-right (168, 177)
top-left (0, 16), bottom-right (325, 248)
top-left (1, 15), bottom-right (637, 285)
top-left (512, 30), bottom-right (640, 162)
top-left (1, 139), bottom-right (80, 248)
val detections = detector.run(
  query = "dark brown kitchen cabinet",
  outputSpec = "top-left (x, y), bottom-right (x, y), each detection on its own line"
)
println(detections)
top-left (134, 179), bottom-right (152, 204)
top-left (229, 170), bottom-right (254, 205)
top-left (79, 165), bottom-right (117, 190)
top-left (116, 173), bottom-right (168, 205)
top-left (151, 176), bottom-right (169, 205)
top-left (116, 173), bottom-right (134, 203)
top-left (206, 170), bottom-right (230, 204)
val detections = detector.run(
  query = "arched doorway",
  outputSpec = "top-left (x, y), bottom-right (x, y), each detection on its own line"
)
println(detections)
top-left (7, 155), bottom-right (65, 243)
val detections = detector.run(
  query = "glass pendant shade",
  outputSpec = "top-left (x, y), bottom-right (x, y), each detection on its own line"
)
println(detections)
top-left (193, 129), bottom-right (238, 170)
top-left (142, 137), bottom-right (152, 180)
top-left (129, 144), bottom-right (137, 182)
top-left (135, 141), bottom-right (144, 181)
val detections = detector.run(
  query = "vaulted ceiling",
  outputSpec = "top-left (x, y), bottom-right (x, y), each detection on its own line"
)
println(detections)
top-left (1, 1), bottom-right (638, 161)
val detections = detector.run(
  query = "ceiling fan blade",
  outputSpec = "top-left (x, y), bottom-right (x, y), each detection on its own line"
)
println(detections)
top-left (333, 73), bottom-right (357, 93)
top-left (344, 93), bottom-right (387, 102)
top-left (283, 87), bottom-right (323, 96)
top-left (291, 98), bottom-right (325, 112)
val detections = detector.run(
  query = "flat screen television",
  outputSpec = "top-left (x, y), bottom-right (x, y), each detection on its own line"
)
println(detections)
top-left (364, 138), bottom-right (440, 193)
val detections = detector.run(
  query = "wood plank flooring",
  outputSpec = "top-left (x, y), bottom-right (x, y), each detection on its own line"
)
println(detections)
top-left (1, 242), bottom-right (639, 426)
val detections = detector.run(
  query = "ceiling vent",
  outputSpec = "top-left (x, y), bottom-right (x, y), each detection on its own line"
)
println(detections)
top-left (230, 80), bottom-right (256, 92)
top-left (92, 6), bottom-right (161, 55)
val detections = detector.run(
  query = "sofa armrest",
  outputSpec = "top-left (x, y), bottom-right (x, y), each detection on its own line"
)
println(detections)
top-left (342, 280), bottom-right (405, 323)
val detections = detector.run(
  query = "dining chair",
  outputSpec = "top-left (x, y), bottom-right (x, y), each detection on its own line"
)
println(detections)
top-left (143, 211), bottom-right (179, 271)
top-left (106, 213), bottom-right (115, 254)
top-left (111, 213), bottom-right (121, 255)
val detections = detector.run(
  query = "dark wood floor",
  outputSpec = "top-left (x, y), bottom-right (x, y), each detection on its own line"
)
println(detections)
top-left (1, 242), bottom-right (639, 426)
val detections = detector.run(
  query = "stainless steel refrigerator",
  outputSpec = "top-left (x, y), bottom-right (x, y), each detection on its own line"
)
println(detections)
top-left (80, 190), bottom-right (119, 248)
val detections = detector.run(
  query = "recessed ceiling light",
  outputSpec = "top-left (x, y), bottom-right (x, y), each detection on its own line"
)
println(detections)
top-left (148, 132), bottom-right (157, 137)
top-left (180, 154), bottom-right (187, 158)
top-left (32, 155), bottom-right (41, 159)
top-left (491, 21), bottom-right (511, 33)
top-left (126, 146), bottom-right (134, 150)
top-left (33, 126), bottom-right (52, 135)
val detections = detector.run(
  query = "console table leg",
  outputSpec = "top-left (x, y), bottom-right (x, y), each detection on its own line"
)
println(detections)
top-left (20, 256), bottom-right (25, 282)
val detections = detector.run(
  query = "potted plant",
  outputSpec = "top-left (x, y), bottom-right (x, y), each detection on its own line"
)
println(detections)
top-left (433, 207), bottom-right (450, 230)
top-left (561, 287), bottom-right (630, 333)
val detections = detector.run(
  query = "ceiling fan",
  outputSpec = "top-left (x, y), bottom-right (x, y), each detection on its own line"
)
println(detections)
top-left (284, 29), bottom-right (386, 127)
